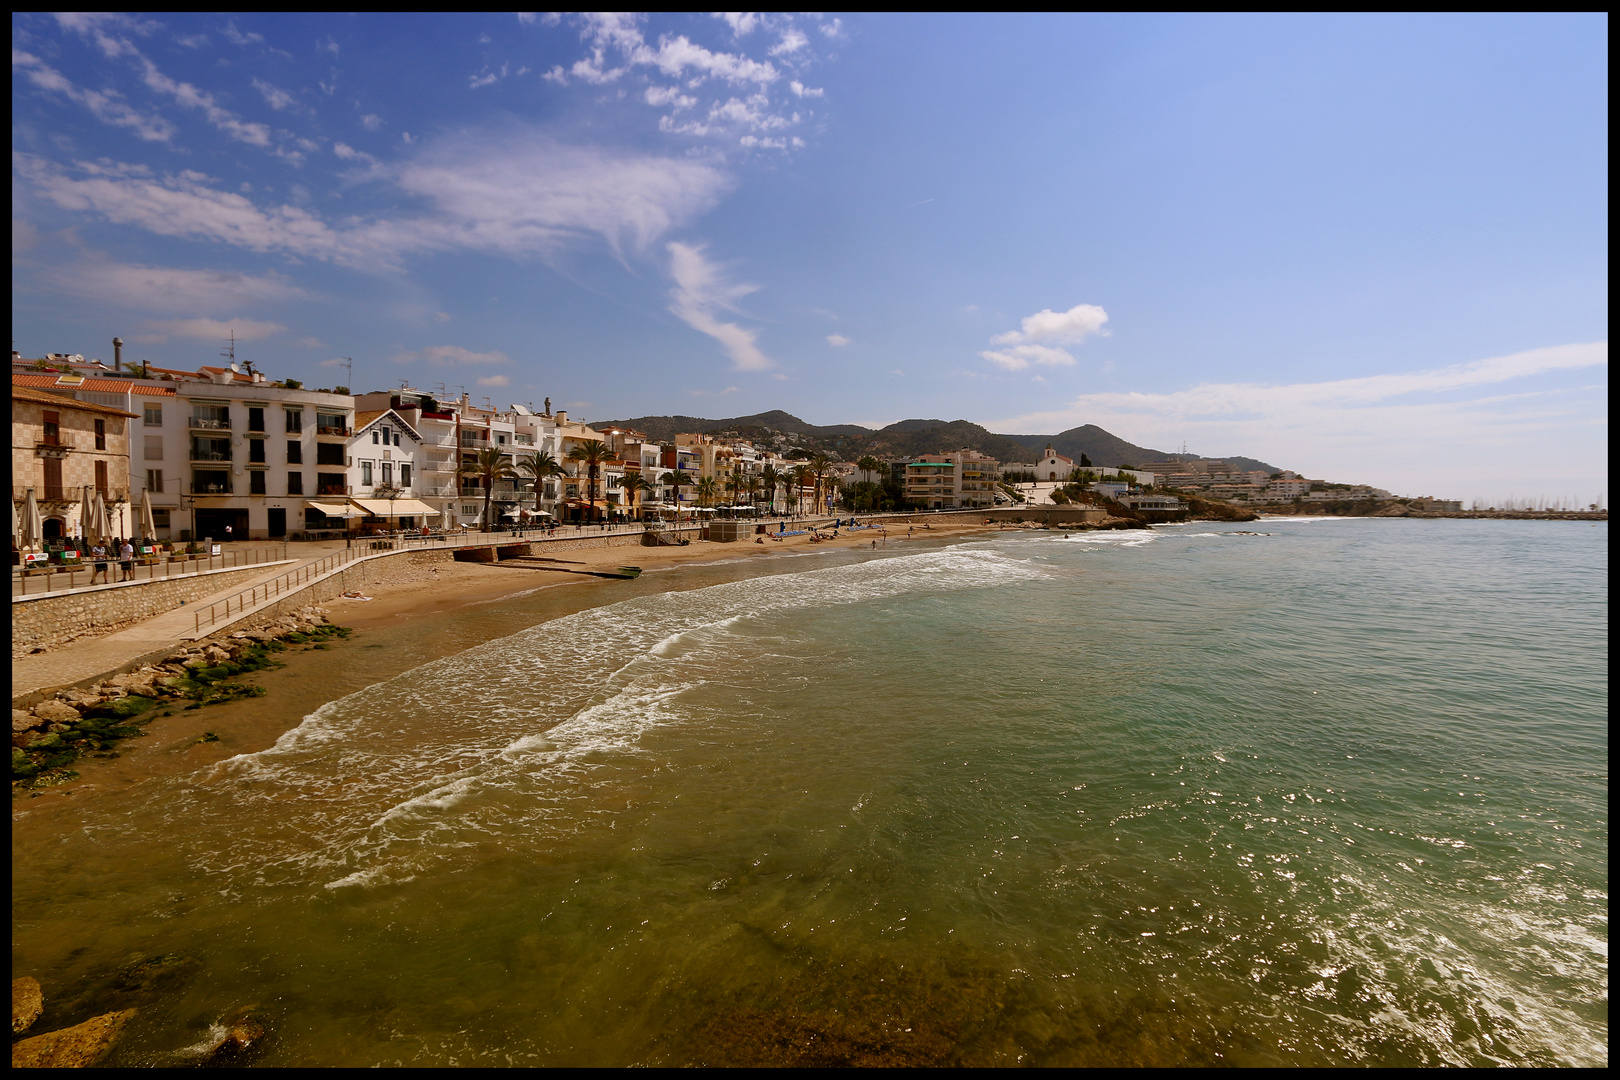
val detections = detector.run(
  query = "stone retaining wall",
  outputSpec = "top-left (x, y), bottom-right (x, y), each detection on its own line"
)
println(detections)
top-left (11, 564), bottom-right (294, 659)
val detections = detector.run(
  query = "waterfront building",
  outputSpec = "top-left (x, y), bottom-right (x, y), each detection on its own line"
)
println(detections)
top-left (11, 384), bottom-right (135, 541)
top-left (904, 449), bottom-right (999, 509)
top-left (1035, 443), bottom-right (1074, 481)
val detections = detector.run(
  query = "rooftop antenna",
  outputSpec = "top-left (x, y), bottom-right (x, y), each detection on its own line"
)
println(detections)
top-left (220, 330), bottom-right (236, 367)
top-left (337, 356), bottom-right (353, 391)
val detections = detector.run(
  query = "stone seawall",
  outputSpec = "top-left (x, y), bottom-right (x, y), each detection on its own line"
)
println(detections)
top-left (12, 563), bottom-right (295, 659)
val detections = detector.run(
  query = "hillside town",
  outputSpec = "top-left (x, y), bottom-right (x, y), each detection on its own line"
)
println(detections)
top-left (11, 345), bottom-right (1519, 549)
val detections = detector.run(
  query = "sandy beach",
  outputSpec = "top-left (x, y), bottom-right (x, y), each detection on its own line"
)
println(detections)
top-left (328, 518), bottom-right (998, 630)
top-left (14, 518), bottom-right (999, 813)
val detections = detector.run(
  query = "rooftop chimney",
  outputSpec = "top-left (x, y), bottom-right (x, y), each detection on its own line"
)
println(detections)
top-left (555, 410), bottom-right (567, 426)
top-left (113, 336), bottom-right (123, 372)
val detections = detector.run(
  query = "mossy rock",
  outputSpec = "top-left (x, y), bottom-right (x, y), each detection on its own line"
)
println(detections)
top-left (83, 695), bottom-right (157, 721)
top-left (12, 748), bottom-right (41, 779)
top-left (283, 632), bottom-right (309, 644)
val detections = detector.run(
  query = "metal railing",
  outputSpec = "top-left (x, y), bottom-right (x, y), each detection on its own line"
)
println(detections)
top-left (12, 543), bottom-right (289, 598)
top-left (190, 417), bottom-right (231, 430)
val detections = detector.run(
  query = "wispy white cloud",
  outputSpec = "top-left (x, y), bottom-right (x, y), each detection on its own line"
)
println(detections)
top-left (40, 254), bottom-right (309, 311)
top-left (826, 334), bottom-right (850, 347)
top-left (389, 345), bottom-right (511, 366)
top-left (476, 374), bottom-right (511, 387)
top-left (138, 316), bottom-right (285, 343)
top-left (252, 77), bottom-right (295, 111)
top-left (990, 342), bottom-right (1609, 500)
top-left (12, 48), bottom-right (175, 142)
top-left (17, 129), bottom-right (731, 269)
top-left (982, 303), bottom-right (1109, 370)
top-left (667, 241), bottom-right (771, 372)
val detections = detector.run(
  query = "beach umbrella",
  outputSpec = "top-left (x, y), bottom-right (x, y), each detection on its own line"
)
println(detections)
top-left (23, 488), bottom-right (42, 551)
top-left (91, 489), bottom-right (111, 544)
top-left (80, 486), bottom-right (96, 543)
top-left (139, 487), bottom-right (157, 542)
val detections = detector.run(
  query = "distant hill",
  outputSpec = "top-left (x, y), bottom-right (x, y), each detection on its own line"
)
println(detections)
top-left (588, 411), bottom-right (1278, 473)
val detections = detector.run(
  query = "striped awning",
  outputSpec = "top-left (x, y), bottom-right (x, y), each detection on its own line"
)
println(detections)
top-left (350, 498), bottom-right (440, 517)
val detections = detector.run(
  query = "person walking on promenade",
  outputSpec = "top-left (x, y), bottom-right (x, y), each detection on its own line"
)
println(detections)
top-left (119, 538), bottom-right (135, 581)
top-left (90, 542), bottom-right (110, 584)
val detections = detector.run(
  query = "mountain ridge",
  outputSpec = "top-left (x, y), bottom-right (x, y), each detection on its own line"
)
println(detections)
top-left (588, 411), bottom-right (1278, 474)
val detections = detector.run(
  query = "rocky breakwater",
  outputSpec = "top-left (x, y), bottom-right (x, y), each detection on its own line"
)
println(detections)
top-left (12, 966), bottom-right (268, 1068)
top-left (11, 606), bottom-right (349, 792)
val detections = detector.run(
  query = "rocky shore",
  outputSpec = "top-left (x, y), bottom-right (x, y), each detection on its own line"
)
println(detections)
top-left (11, 606), bottom-right (344, 792)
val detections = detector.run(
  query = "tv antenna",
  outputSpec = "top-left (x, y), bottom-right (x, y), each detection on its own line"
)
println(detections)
top-left (220, 330), bottom-right (236, 367)
top-left (337, 356), bottom-right (353, 391)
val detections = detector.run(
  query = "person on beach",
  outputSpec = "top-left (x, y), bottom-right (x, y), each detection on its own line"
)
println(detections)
top-left (119, 538), bottom-right (135, 580)
top-left (90, 542), bottom-right (110, 584)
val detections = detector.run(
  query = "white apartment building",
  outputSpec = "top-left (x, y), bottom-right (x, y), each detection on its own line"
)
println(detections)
top-left (29, 363), bottom-right (352, 541)
top-left (344, 408), bottom-right (439, 530)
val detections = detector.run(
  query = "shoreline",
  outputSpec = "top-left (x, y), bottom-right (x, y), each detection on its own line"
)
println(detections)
top-left (13, 518), bottom-right (1000, 815)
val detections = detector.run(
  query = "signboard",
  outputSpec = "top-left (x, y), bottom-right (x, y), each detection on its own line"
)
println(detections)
top-left (24, 552), bottom-right (49, 565)
top-left (210, 544), bottom-right (222, 556)
top-left (57, 550), bottom-right (82, 564)
top-left (139, 546), bottom-right (155, 556)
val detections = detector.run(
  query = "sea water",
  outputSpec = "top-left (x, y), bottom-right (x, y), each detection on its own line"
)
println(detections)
top-left (10, 519), bottom-right (1607, 1065)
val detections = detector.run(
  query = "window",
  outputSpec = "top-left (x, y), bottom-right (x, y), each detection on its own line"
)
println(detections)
top-left (361, 461), bottom-right (373, 486)
top-left (463, 504), bottom-right (478, 515)
top-left (373, 430), bottom-right (380, 444)
top-left (191, 403), bottom-right (229, 429)
top-left (285, 409), bottom-right (303, 433)
top-left (316, 472), bottom-right (346, 495)
top-left (152, 508), bottom-right (171, 528)
top-left (249, 439), bottom-right (266, 463)
top-left (146, 469), bottom-right (163, 494)
top-left (94, 419), bottom-right (106, 449)
top-left (144, 403), bottom-right (162, 427)
top-left (190, 437), bottom-right (231, 462)
top-left (286, 440), bottom-right (302, 464)
top-left (315, 442), bottom-right (344, 466)
top-left (316, 412), bottom-right (346, 435)
top-left (393, 429), bottom-right (401, 446)
top-left (42, 411), bottom-right (60, 445)
top-left (400, 464), bottom-right (411, 488)
top-left (248, 407), bottom-right (265, 432)
top-left (145, 436), bottom-right (164, 460)
top-left (95, 460), bottom-right (109, 494)
top-left (249, 470), bottom-right (266, 495)
top-left (287, 472), bottom-right (303, 495)
top-left (381, 462), bottom-right (392, 485)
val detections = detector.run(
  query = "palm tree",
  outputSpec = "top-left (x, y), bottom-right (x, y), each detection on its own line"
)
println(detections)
top-left (458, 446), bottom-right (519, 530)
top-left (661, 470), bottom-right (686, 517)
top-left (726, 467), bottom-right (747, 514)
top-left (618, 471), bottom-right (652, 519)
top-left (517, 449), bottom-right (564, 514)
top-left (759, 464), bottom-right (781, 516)
top-left (695, 475), bottom-right (719, 510)
top-left (566, 439), bottom-right (612, 521)
top-left (855, 456), bottom-right (883, 512)
top-left (810, 453), bottom-right (834, 515)
top-left (790, 464), bottom-right (814, 515)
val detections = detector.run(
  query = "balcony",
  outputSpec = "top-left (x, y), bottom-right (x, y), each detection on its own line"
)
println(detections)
top-left (459, 433), bottom-right (488, 447)
top-left (190, 416), bottom-right (231, 431)
top-left (189, 449), bottom-right (233, 463)
top-left (189, 481), bottom-right (234, 495)
top-left (314, 424), bottom-right (352, 438)
top-left (315, 484), bottom-right (352, 497)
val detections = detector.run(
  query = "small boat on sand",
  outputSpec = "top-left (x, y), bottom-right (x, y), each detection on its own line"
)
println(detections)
top-left (611, 566), bottom-right (643, 578)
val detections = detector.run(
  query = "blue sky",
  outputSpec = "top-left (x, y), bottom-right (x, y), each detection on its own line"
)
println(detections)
top-left (12, 13), bottom-right (1608, 504)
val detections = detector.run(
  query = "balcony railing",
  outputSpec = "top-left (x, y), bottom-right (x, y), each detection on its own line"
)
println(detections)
top-left (190, 417), bottom-right (231, 430)
top-left (189, 450), bottom-right (233, 463)
top-left (314, 424), bottom-right (352, 437)
top-left (316, 484), bottom-right (352, 496)
top-left (459, 433), bottom-right (488, 446)
top-left (190, 481), bottom-right (234, 495)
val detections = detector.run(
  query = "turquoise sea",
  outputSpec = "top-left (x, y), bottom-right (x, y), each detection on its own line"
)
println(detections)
top-left (11, 518), bottom-right (1608, 1065)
